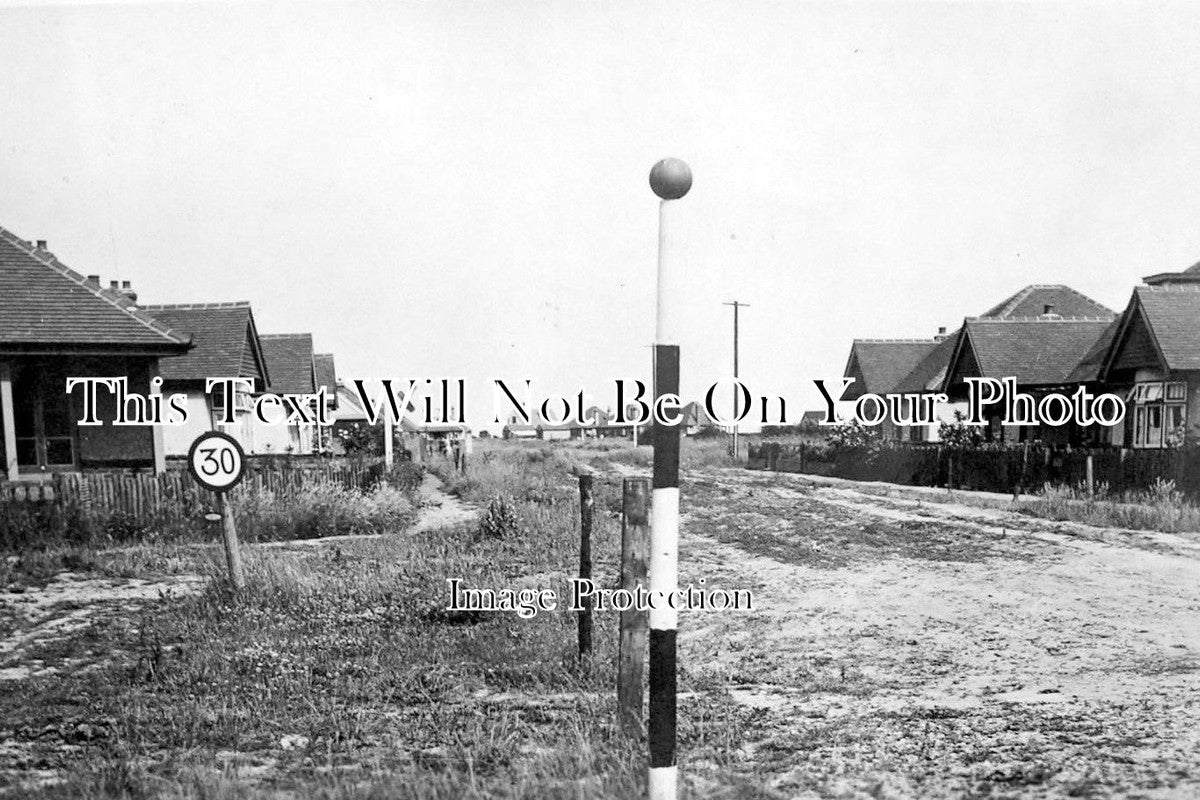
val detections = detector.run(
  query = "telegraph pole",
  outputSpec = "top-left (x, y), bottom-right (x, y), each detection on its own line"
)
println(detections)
top-left (723, 300), bottom-right (749, 459)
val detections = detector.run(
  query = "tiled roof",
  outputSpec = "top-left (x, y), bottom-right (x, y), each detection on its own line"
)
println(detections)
top-left (1134, 285), bottom-right (1200, 371)
top-left (313, 353), bottom-right (337, 396)
top-left (845, 340), bottom-right (940, 395)
top-left (957, 318), bottom-right (1116, 386)
top-left (138, 302), bottom-right (268, 385)
top-left (680, 400), bottom-right (719, 427)
top-left (259, 334), bottom-right (316, 395)
top-left (980, 285), bottom-right (1114, 319)
top-left (1065, 318), bottom-right (1122, 383)
top-left (1143, 259), bottom-right (1200, 286)
top-left (893, 333), bottom-right (959, 393)
top-left (0, 225), bottom-right (191, 350)
top-left (335, 382), bottom-right (370, 421)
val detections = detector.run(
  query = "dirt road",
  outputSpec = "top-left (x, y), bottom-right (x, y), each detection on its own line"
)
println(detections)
top-left (675, 466), bottom-right (1200, 799)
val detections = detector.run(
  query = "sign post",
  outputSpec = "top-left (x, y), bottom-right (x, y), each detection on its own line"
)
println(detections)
top-left (188, 430), bottom-right (247, 591)
top-left (647, 157), bottom-right (691, 800)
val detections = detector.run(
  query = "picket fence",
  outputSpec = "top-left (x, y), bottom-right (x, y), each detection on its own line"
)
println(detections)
top-left (0, 459), bottom-right (386, 525)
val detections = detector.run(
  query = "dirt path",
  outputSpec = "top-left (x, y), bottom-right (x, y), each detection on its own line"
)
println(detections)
top-left (413, 472), bottom-right (478, 532)
top-left (0, 573), bottom-right (206, 682)
top-left (674, 466), bottom-right (1200, 799)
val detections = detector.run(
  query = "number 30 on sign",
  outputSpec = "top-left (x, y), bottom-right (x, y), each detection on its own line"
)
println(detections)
top-left (187, 431), bottom-right (247, 493)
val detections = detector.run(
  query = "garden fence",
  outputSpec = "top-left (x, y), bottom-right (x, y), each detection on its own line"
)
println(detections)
top-left (0, 458), bottom-right (386, 528)
top-left (747, 442), bottom-right (1200, 500)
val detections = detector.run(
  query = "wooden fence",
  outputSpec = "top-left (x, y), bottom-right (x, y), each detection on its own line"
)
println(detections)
top-left (748, 441), bottom-right (1200, 500)
top-left (0, 459), bottom-right (387, 526)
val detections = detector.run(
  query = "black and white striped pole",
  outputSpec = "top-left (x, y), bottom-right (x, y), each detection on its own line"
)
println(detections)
top-left (648, 157), bottom-right (691, 800)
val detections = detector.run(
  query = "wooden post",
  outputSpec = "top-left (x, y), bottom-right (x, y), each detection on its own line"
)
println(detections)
top-left (218, 492), bottom-right (245, 591)
top-left (1086, 452), bottom-right (1095, 495)
top-left (578, 473), bottom-right (595, 660)
top-left (619, 477), bottom-right (651, 737)
top-left (0, 362), bottom-right (18, 481)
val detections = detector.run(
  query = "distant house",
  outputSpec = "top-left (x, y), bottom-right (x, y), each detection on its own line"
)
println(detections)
top-left (1099, 271), bottom-right (1200, 448)
top-left (842, 285), bottom-right (1115, 444)
top-left (678, 401), bottom-right (720, 436)
top-left (254, 334), bottom-right (320, 456)
top-left (502, 410), bottom-right (573, 440)
top-left (312, 353), bottom-right (339, 453)
top-left (501, 406), bottom-right (618, 440)
top-left (137, 302), bottom-right (271, 458)
top-left (0, 226), bottom-right (192, 479)
top-left (842, 339), bottom-right (943, 440)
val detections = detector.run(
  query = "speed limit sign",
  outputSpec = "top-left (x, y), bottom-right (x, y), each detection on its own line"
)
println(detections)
top-left (187, 430), bottom-right (246, 492)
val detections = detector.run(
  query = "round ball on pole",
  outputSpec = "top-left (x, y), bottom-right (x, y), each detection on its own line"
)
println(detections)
top-left (649, 158), bottom-right (692, 200)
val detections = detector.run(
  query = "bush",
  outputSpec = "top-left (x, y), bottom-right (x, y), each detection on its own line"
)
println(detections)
top-left (478, 495), bottom-right (519, 539)
top-left (234, 481), bottom-right (417, 541)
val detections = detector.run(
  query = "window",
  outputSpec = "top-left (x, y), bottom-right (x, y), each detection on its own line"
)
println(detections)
top-left (1131, 380), bottom-right (1188, 449)
top-left (12, 365), bottom-right (75, 470)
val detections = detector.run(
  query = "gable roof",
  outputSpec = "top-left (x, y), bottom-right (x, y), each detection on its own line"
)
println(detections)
top-left (1065, 317), bottom-right (1122, 383)
top-left (313, 354), bottom-right (337, 396)
top-left (137, 302), bottom-right (269, 386)
top-left (259, 334), bottom-right (316, 395)
top-left (844, 340), bottom-right (940, 395)
top-left (979, 284), bottom-right (1114, 319)
top-left (1104, 285), bottom-right (1200, 373)
top-left (948, 317), bottom-right (1116, 387)
top-left (335, 381), bottom-right (370, 421)
top-left (0, 226), bottom-right (191, 352)
top-left (893, 333), bottom-right (959, 393)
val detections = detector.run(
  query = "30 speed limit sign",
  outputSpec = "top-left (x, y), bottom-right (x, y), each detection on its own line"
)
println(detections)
top-left (188, 430), bottom-right (247, 492)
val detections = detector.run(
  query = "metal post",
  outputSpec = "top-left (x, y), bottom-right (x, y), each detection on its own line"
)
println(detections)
top-left (647, 157), bottom-right (690, 800)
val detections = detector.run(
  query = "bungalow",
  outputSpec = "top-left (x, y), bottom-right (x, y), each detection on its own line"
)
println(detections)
top-left (1099, 270), bottom-right (1200, 448)
top-left (136, 302), bottom-right (271, 458)
top-left (255, 334), bottom-right (320, 456)
top-left (0, 226), bottom-right (192, 479)
top-left (678, 401), bottom-right (720, 436)
top-left (842, 338), bottom-right (943, 440)
top-left (313, 353), bottom-right (339, 453)
top-left (941, 315), bottom-right (1118, 446)
top-left (847, 285), bottom-right (1114, 443)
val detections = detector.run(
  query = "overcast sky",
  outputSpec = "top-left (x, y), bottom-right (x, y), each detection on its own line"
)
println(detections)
top-left (5, 2), bottom-right (1200, 429)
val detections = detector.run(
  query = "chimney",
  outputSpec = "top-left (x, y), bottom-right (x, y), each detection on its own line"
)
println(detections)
top-left (35, 240), bottom-right (47, 251)
top-left (109, 280), bottom-right (119, 290)
top-left (1041, 303), bottom-right (1061, 318)
top-left (86, 274), bottom-right (101, 288)
top-left (120, 280), bottom-right (138, 304)
top-left (938, 326), bottom-right (947, 335)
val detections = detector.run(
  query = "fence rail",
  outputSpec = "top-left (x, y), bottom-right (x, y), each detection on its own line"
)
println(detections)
top-left (748, 442), bottom-right (1200, 500)
top-left (0, 459), bottom-right (386, 526)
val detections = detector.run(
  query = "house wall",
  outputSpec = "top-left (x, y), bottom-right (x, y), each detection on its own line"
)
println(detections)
top-left (244, 410), bottom-right (314, 456)
top-left (74, 358), bottom-right (158, 465)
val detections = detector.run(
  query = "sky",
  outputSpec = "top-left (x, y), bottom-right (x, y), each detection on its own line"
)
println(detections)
top-left (5, 1), bottom-right (1200, 431)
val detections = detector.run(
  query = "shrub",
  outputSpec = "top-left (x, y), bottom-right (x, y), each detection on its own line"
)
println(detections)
top-left (478, 495), bottom-right (520, 539)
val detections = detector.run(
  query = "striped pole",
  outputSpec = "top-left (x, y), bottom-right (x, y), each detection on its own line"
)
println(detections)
top-left (647, 157), bottom-right (691, 800)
